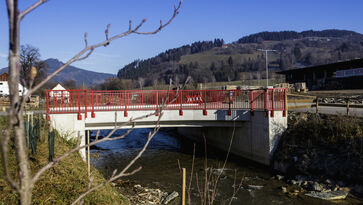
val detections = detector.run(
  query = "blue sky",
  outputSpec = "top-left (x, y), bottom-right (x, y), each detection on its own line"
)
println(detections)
top-left (1, 0), bottom-right (363, 74)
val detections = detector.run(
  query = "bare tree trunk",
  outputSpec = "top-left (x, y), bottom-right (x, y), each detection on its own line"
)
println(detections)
top-left (7, 0), bottom-right (33, 204)
top-left (3, 1), bottom-right (182, 204)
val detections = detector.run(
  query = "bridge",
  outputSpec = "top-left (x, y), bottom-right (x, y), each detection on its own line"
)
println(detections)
top-left (46, 88), bottom-right (287, 165)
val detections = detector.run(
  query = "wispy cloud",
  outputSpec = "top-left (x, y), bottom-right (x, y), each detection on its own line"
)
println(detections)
top-left (0, 53), bottom-right (8, 58)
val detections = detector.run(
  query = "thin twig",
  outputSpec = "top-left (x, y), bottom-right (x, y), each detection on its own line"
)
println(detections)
top-left (210, 121), bottom-right (236, 204)
top-left (187, 143), bottom-right (196, 205)
top-left (24, 0), bottom-right (182, 99)
top-left (71, 77), bottom-right (184, 204)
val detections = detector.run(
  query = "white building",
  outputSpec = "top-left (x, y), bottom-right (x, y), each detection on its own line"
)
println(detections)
top-left (0, 81), bottom-right (28, 96)
top-left (49, 83), bottom-right (70, 103)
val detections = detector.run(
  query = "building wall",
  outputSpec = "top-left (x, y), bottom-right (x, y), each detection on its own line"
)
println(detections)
top-left (0, 81), bottom-right (27, 96)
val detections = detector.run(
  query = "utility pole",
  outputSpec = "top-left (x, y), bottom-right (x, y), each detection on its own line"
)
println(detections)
top-left (258, 49), bottom-right (276, 87)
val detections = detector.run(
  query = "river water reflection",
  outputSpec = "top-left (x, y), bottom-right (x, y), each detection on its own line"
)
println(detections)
top-left (90, 128), bottom-right (360, 204)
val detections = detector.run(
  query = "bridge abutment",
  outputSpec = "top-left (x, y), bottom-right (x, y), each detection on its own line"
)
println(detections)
top-left (49, 113), bottom-right (86, 159)
top-left (176, 111), bottom-right (287, 165)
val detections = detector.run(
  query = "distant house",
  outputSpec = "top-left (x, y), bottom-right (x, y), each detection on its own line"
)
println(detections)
top-left (0, 72), bottom-right (27, 96)
top-left (49, 83), bottom-right (70, 101)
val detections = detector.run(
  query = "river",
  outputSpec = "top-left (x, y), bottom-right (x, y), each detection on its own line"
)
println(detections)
top-left (90, 128), bottom-right (361, 204)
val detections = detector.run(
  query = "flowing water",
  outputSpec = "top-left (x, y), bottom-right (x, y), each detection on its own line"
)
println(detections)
top-left (90, 129), bottom-right (361, 205)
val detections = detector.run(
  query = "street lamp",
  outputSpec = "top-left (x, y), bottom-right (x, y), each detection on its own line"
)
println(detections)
top-left (258, 49), bottom-right (276, 87)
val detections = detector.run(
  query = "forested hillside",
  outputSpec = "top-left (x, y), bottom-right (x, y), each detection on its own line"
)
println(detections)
top-left (115, 29), bottom-right (363, 88)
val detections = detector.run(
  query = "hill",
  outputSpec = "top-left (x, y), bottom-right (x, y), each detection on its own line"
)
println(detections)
top-left (117, 29), bottom-right (363, 87)
top-left (0, 58), bottom-right (115, 86)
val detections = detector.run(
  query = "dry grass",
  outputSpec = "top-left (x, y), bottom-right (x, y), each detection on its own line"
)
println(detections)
top-left (284, 113), bottom-right (363, 150)
top-left (0, 116), bottom-right (129, 205)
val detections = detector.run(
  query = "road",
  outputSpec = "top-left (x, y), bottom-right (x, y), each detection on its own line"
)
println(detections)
top-left (0, 110), bottom-right (46, 116)
top-left (291, 106), bottom-right (363, 117)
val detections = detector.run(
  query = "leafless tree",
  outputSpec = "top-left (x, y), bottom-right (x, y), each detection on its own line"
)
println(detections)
top-left (20, 44), bottom-right (47, 89)
top-left (183, 122), bottom-right (244, 205)
top-left (138, 77), bottom-right (145, 90)
top-left (2, 0), bottom-right (182, 204)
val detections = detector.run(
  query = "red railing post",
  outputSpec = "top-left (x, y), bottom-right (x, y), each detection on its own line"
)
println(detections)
top-left (46, 90), bottom-right (50, 120)
top-left (228, 91), bottom-right (232, 116)
top-left (250, 90), bottom-right (254, 115)
top-left (203, 90), bottom-right (207, 115)
top-left (271, 88), bottom-right (275, 117)
top-left (91, 91), bottom-right (95, 118)
top-left (124, 90), bottom-right (128, 117)
top-left (141, 92), bottom-right (144, 105)
top-left (283, 88), bottom-right (287, 117)
top-left (155, 91), bottom-right (159, 116)
top-left (264, 89), bottom-right (267, 117)
top-left (179, 90), bottom-right (183, 116)
top-left (77, 90), bottom-right (82, 120)
top-left (84, 90), bottom-right (87, 119)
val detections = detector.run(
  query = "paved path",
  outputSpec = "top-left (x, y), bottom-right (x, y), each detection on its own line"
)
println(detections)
top-left (0, 110), bottom-right (46, 116)
top-left (291, 106), bottom-right (363, 117)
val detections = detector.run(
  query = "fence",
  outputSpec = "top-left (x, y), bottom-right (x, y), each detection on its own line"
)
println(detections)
top-left (46, 88), bottom-right (287, 120)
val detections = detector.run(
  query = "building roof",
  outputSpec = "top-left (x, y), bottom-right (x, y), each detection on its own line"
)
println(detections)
top-left (51, 83), bottom-right (67, 91)
top-left (0, 73), bottom-right (8, 81)
top-left (278, 58), bottom-right (363, 74)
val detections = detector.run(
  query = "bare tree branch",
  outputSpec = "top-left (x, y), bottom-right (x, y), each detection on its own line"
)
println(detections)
top-left (3, 1), bottom-right (183, 204)
top-left (18, 0), bottom-right (47, 21)
top-left (32, 120), bottom-right (136, 184)
top-left (24, 0), bottom-right (182, 99)
top-left (71, 166), bottom-right (142, 205)
top-left (70, 78), bottom-right (184, 204)
top-left (134, 0), bottom-right (182, 35)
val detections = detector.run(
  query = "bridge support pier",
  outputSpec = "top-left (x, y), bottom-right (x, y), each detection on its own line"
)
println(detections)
top-left (176, 111), bottom-right (287, 165)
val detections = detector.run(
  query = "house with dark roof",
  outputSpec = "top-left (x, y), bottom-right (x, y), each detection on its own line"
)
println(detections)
top-left (278, 59), bottom-right (363, 90)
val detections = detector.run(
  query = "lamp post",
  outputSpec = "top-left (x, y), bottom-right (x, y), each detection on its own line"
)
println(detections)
top-left (258, 49), bottom-right (276, 87)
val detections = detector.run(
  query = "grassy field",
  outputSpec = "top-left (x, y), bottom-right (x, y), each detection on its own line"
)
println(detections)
top-left (179, 42), bottom-right (281, 68)
top-left (141, 78), bottom-right (285, 90)
top-left (0, 116), bottom-right (129, 205)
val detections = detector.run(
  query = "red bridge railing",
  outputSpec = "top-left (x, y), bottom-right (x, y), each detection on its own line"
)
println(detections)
top-left (46, 88), bottom-right (287, 120)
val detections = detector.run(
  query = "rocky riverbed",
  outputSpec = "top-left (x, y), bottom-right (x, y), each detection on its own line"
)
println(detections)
top-left (90, 118), bottom-right (363, 204)
top-left (112, 180), bottom-right (179, 205)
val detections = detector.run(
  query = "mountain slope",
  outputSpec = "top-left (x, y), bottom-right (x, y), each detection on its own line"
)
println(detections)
top-left (117, 29), bottom-right (363, 85)
top-left (0, 58), bottom-right (115, 86)
top-left (44, 58), bottom-right (115, 86)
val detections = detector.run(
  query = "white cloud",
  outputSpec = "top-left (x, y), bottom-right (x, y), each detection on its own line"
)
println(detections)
top-left (0, 53), bottom-right (8, 58)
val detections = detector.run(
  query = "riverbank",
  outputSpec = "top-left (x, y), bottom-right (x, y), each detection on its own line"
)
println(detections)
top-left (273, 112), bottom-right (363, 199)
top-left (0, 116), bottom-right (128, 204)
